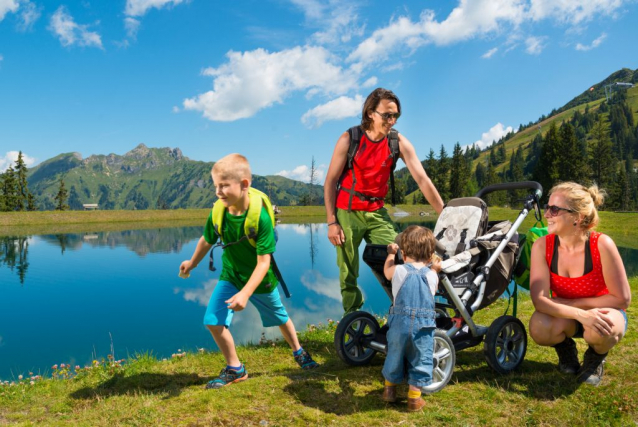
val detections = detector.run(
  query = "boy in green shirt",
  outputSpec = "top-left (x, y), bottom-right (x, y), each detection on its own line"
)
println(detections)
top-left (180, 153), bottom-right (318, 389)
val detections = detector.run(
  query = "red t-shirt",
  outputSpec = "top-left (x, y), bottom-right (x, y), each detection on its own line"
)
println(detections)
top-left (336, 132), bottom-right (394, 212)
top-left (545, 232), bottom-right (609, 299)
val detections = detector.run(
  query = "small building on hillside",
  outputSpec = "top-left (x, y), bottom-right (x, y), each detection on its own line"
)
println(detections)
top-left (83, 204), bottom-right (99, 211)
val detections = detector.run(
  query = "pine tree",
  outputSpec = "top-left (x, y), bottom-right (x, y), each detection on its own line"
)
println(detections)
top-left (14, 151), bottom-right (33, 212)
top-left (436, 145), bottom-right (450, 202)
top-left (588, 118), bottom-right (615, 189)
top-left (449, 142), bottom-right (470, 198)
top-left (475, 161), bottom-right (486, 188)
top-left (54, 179), bottom-right (70, 211)
top-left (507, 146), bottom-right (525, 205)
top-left (1, 166), bottom-right (19, 211)
top-left (557, 122), bottom-right (589, 184)
top-left (534, 122), bottom-right (561, 201)
top-left (26, 192), bottom-right (37, 211)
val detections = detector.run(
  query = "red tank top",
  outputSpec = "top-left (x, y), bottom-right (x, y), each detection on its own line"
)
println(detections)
top-left (545, 232), bottom-right (609, 299)
top-left (336, 133), bottom-right (393, 212)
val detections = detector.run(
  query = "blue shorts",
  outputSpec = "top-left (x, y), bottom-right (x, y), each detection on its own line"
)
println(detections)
top-left (203, 280), bottom-right (289, 328)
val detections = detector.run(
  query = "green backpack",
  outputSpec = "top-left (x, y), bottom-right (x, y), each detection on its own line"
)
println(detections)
top-left (513, 220), bottom-right (549, 290)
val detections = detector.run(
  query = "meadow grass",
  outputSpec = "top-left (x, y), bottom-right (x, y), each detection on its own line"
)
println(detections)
top-left (1, 281), bottom-right (636, 426)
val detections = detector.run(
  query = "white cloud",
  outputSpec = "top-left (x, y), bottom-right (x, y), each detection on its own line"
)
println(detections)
top-left (17, 0), bottom-right (40, 31)
top-left (124, 0), bottom-right (187, 17)
top-left (290, 0), bottom-right (364, 45)
top-left (575, 32), bottom-right (607, 51)
top-left (529, 0), bottom-right (625, 25)
top-left (422, 0), bottom-right (526, 46)
top-left (301, 94), bottom-right (363, 128)
top-left (472, 123), bottom-right (514, 150)
top-left (0, 151), bottom-right (36, 172)
top-left (183, 46), bottom-right (359, 122)
top-left (48, 6), bottom-right (103, 49)
top-left (172, 105), bottom-right (180, 113)
top-left (525, 36), bottom-right (546, 54)
top-left (300, 270), bottom-right (342, 301)
top-left (482, 47), bottom-right (498, 58)
top-left (348, 1), bottom-right (526, 69)
top-left (276, 163), bottom-right (326, 183)
top-left (0, 54), bottom-right (3, 62)
top-left (124, 17), bottom-right (140, 39)
top-left (174, 279), bottom-right (217, 306)
top-left (0, 0), bottom-right (19, 21)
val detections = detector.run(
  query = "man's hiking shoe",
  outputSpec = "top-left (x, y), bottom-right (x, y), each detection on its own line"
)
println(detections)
top-left (205, 365), bottom-right (248, 389)
top-left (294, 349), bottom-right (319, 370)
top-left (553, 337), bottom-right (580, 375)
top-left (577, 346), bottom-right (607, 386)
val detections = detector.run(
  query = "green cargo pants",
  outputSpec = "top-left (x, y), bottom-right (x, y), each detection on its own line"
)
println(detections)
top-left (336, 207), bottom-right (398, 314)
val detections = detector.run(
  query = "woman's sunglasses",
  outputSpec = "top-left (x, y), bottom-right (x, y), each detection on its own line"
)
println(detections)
top-left (544, 204), bottom-right (575, 217)
top-left (374, 110), bottom-right (401, 121)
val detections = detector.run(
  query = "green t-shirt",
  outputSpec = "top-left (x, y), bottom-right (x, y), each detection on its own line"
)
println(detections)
top-left (203, 206), bottom-right (278, 293)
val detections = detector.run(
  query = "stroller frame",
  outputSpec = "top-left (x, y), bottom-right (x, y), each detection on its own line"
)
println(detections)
top-left (334, 181), bottom-right (543, 393)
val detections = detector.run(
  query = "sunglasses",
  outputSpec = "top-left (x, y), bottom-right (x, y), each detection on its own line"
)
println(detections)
top-left (374, 110), bottom-right (400, 121)
top-left (544, 204), bottom-right (575, 217)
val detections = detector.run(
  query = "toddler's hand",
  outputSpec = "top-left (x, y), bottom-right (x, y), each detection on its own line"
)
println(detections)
top-left (430, 255), bottom-right (442, 273)
top-left (387, 243), bottom-right (399, 255)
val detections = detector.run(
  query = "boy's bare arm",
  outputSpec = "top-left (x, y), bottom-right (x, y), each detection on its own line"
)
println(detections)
top-left (384, 243), bottom-right (399, 280)
top-left (180, 236), bottom-right (213, 274)
top-left (225, 253), bottom-right (272, 311)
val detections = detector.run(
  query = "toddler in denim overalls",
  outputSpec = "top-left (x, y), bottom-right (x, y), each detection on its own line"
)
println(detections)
top-left (381, 225), bottom-right (440, 412)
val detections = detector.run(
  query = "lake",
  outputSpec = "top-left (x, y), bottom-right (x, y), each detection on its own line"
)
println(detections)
top-left (1, 222), bottom-right (636, 381)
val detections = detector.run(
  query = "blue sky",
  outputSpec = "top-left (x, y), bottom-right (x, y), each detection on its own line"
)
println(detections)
top-left (1, 0), bottom-right (637, 182)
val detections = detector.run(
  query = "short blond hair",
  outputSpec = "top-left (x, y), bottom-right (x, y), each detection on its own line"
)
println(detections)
top-left (549, 181), bottom-right (606, 230)
top-left (400, 225), bottom-right (436, 262)
top-left (212, 153), bottom-right (252, 183)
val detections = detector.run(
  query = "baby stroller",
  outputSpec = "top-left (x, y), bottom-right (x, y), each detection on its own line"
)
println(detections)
top-left (333, 181), bottom-right (543, 393)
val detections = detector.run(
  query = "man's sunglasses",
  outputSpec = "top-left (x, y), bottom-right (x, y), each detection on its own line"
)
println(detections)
top-left (375, 110), bottom-right (401, 121)
top-left (544, 204), bottom-right (575, 217)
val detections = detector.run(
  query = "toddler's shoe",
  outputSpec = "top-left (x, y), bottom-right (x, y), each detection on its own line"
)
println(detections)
top-left (294, 349), bottom-right (319, 370)
top-left (205, 364), bottom-right (248, 389)
top-left (382, 385), bottom-right (397, 403)
top-left (407, 396), bottom-right (426, 412)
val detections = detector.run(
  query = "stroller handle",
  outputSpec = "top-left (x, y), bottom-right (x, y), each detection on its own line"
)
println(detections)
top-left (474, 181), bottom-right (542, 199)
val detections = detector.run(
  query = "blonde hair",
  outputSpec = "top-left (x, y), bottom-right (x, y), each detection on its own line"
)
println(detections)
top-left (211, 153), bottom-right (252, 183)
top-left (400, 225), bottom-right (436, 262)
top-left (549, 181), bottom-right (606, 230)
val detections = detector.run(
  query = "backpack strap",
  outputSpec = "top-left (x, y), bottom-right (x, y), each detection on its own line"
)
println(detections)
top-left (387, 129), bottom-right (400, 206)
top-left (211, 199), bottom-right (226, 243)
top-left (336, 126), bottom-right (363, 212)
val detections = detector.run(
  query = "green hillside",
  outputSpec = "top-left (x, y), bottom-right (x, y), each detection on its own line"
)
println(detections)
top-left (402, 67), bottom-right (638, 207)
top-left (25, 144), bottom-right (318, 210)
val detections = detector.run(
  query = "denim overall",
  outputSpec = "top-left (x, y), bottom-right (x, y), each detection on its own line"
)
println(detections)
top-left (382, 263), bottom-right (436, 387)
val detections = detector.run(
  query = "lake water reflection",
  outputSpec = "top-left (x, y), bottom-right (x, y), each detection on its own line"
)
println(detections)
top-left (1, 223), bottom-right (637, 380)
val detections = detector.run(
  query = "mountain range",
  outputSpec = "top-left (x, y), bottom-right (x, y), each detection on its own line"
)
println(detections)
top-left (26, 144), bottom-right (319, 210)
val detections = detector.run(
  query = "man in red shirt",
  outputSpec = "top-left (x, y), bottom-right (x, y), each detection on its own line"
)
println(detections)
top-left (324, 88), bottom-right (444, 314)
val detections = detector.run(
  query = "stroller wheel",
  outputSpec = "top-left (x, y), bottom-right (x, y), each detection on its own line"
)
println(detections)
top-left (483, 315), bottom-right (527, 374)
top-left (334, 311), bottom-right (380, 366)
top-left (422, 329), bottom-right (456, 394)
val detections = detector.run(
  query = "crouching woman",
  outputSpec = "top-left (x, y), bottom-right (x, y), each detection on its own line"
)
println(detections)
top-left (529, 182), bottom-right (631, 386)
